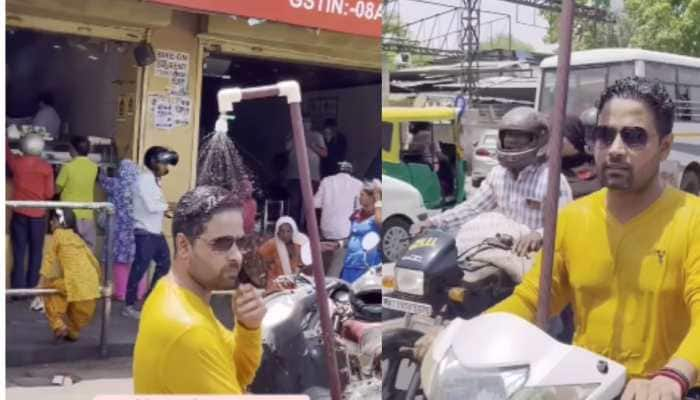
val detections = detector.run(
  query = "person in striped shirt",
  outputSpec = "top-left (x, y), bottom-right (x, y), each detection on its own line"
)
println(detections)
top-left (412, 107), bottom-right (573, 257)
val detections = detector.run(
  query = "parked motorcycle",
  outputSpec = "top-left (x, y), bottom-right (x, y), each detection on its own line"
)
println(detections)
top-left (251, 233), bottom-right (382, 400)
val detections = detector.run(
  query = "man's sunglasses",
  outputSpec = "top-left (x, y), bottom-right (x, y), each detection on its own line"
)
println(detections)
top-left (200, 235), bottom-right (250, 253)
top-left (591, 126), bottom-right (649, 149)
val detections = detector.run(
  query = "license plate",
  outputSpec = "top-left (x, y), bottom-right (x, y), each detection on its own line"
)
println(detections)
top-left (383, 296), bottom-right (433, 316)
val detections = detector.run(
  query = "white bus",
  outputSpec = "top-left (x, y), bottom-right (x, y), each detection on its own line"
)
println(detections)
top-left (537, 48), bottom-right (700, 195)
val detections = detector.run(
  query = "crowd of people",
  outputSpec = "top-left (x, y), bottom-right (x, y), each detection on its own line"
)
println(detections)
top-left (6, 112), bottom-right (381, 344)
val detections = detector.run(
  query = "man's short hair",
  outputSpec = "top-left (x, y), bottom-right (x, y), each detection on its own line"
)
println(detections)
top-left (38, 92), bottom-right (55, 107)
top-left (70, 136), bottom-right (90, 156)
top-left (596, 76), bottom-right (675, 138)
top-left (172, 186), bottom-right (243, 249)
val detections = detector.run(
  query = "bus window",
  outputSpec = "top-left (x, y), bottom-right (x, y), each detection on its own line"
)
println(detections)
top-left (645, 62), bottom-right (677, 83)
top-left (540, 67), bottom-right (606, 116)
top-left (679, 67), bottom-right (700, 122)
top-left (607, 62), bottom-right (636, 85)
top-left (645, 62), bottom-right (677, 98)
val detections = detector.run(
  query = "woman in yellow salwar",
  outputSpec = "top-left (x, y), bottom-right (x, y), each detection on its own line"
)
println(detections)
top-left (39, 208), bottom-right (101, 341)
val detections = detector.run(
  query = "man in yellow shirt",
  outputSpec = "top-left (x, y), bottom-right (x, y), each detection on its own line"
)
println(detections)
top-left (415, 77), bottom-right (699, 399)
top-left (489, 77), bottom-right (700, 399)
top-left (133, 185), bottom-right (266, 394)
top-left (56, 136), bottom-right (98, 250)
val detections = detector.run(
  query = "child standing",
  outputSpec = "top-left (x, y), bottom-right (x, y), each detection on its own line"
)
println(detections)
top-left (39, 208), bottom-right (101, 341)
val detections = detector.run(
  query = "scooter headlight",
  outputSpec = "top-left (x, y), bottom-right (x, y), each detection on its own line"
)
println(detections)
top-left (511, 384), bottom-right (599, 399)
top-left (428, 349), bottom-right (529, 400)
top-left (394, 268), bottom-right (424, 296)
top-left (426, 349), bottom-right (600, 400)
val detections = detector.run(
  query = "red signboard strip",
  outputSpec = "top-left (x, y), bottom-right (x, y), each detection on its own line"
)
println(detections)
top-left (148, 0), bottom-right (382, 38)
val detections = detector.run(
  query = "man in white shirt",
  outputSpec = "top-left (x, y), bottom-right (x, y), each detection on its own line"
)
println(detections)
top-left (123, 146), bottom-right (179, 319)
top-left (413, 107), bottom-right (574, 256)
top-left (314, 161), bottom-right (363, 276)
top-left (33, 92), bottom-right (61, 139)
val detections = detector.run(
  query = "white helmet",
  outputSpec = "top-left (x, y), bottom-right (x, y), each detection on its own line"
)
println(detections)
top-left (20, 133), bottom-right (45, 156)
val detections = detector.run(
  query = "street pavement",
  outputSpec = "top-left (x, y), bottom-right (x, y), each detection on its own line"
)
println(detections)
top-left (6, 356), bottom-right (133, 400)
top-left (6, 295), bottom-right (235, 367)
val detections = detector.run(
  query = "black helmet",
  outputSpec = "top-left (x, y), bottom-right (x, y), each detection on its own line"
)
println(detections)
top-left (144, 146), bottom-right (179, 173)
top-left (579, 107), bottom-right (598, 154)
top-left (563, 115), bottom-right (586, 155)
top-left (496, 107), bottom-right (549, 170)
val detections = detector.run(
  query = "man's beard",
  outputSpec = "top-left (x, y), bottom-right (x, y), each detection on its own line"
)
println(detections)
top-left (599, 162), bottom-right (658, 193)
top-left (600, 162), bottom-right (634, 191)
top-left (216, 262), bottom-right (241, 290)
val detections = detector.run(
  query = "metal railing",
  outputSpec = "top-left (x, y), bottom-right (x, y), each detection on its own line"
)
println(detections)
top-left (5, 200), bottom-right (116, 357)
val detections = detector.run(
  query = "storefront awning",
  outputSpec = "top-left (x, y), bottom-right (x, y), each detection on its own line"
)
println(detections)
top-left (147, 0), bottom-right (381, 38)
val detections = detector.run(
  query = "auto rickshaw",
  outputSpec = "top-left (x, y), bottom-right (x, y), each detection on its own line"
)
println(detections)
top-left (381, 106), bottom-right (470, 262)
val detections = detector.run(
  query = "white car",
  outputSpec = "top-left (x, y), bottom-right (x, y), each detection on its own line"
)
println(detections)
top-left (471, 129), bottom-right (499, 187)
top-left (381, 175), bottom-right (434, 262)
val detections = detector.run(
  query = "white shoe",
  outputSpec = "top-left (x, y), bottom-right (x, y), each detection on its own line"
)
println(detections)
top-left (30, 296), bottom-right (45, 312)
top-left (121, 306), bottom-right (141, 319)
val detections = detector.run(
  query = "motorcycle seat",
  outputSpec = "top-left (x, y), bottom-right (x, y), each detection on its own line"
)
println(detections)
top-left (460, 263), bottom-right (502, 285)
top-left (341, 319), bottom-right (382, 344)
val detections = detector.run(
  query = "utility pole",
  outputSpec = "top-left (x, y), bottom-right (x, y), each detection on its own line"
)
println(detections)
top-left (460, 0), bottom-right (481, 104)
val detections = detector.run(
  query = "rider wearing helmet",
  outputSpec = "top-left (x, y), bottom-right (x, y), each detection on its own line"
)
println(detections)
top-left (413, 107), bottom-right (574, 257)
top-left (122, 146), bottom-right (179, 319)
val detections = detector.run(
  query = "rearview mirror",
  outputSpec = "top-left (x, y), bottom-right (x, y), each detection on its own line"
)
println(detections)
top-left (361, 232), bottom-right (380, 251)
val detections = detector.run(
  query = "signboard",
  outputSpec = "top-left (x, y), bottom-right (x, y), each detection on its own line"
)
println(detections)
top-left (148, 0), bottom-right (382, 37)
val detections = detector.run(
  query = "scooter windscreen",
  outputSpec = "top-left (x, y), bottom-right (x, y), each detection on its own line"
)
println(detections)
top-left (421, 313), bottom-right (627, 400)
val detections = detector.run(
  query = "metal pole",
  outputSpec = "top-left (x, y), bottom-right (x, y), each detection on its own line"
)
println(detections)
top-left (5, 201), bottom-right (114, 210)
top-left (100, 211), bottom-right (116, 358)
top-left (222, 83), bottom-right (343, 400)
top-left (6, 288), bottom-right (61, 296)
top-left (508, 14), bottom-right (512, 52)
top-left (289, 102), bottom-right (343, 400)
top-left (536, 0), bottom-right (575, 329)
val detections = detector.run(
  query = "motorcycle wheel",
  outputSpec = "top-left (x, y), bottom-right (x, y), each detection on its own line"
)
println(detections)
top-left (382, 328), bottom-right (424, 400)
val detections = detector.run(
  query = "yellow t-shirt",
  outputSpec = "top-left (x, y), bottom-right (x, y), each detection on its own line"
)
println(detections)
top-left (133, 277), bottom-right (263, 394)
top-left (39, 228), bottom-right (101, 302)
top-left (490, 187), bottom-right (700, 379)
top-left (56, 156), bottom-right (98, 220)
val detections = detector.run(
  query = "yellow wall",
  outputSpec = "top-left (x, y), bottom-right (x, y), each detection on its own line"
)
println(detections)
top-left (138, 11), bottom-right (202, 248)
top-left (7, 0), bottom-right (171, 31)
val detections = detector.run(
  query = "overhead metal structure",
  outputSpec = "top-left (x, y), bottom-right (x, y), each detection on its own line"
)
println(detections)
top-left (383, 0), bottom-right (615, 103)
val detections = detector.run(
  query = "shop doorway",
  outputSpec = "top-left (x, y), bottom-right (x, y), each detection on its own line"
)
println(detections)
top-left (198, 53), bottom-right (380, 228)
top-left (6, 28), bottom-right (142, 165)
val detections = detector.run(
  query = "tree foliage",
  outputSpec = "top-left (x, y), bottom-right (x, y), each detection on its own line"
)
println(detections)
top-left (543, 0), bottom-right (700, 57)
top-left (481, 34), bottom-right (534, 51)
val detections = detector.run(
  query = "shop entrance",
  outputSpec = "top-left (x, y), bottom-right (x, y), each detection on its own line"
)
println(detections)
top-left (6, 28), bottom-right (142, 165)
top-left (198, 53), bottom-right (380, 228)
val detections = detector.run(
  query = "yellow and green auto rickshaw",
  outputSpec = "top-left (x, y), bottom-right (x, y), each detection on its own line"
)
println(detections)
top-left (381, 106), bottom-right (469, 261)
